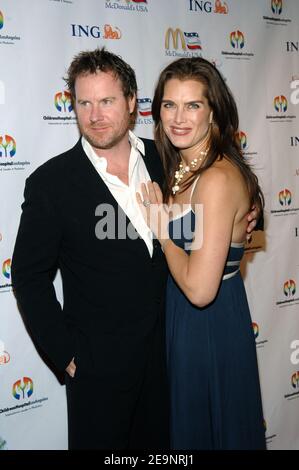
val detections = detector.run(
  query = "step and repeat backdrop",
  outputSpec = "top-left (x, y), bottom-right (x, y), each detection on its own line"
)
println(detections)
top-left (0, 0), bottom-right (299, 450)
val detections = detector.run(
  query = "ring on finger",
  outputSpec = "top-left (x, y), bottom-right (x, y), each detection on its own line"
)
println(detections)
top-left (143, 200), bottom-right (151, 208)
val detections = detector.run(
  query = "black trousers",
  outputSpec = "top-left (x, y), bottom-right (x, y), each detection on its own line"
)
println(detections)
top-left (65, 327), bottom-right (170, 450)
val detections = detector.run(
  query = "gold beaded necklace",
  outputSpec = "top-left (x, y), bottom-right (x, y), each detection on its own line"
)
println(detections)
top-left (171, 125), bottom-right (211, 195)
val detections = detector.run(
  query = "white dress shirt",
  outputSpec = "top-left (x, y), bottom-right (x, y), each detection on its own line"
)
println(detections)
top-left (82, 131), bottom-right (154, 256)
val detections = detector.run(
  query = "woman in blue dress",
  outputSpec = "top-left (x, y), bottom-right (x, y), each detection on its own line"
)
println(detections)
top-left (137, 57), bottom-right (266, 450)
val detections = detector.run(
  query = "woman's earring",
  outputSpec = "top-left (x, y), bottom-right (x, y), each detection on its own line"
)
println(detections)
top-left (209, 112), bottom-right (213, 124)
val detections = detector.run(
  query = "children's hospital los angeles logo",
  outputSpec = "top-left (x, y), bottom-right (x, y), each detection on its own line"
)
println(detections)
top-left (0, 8), bottom-right (21, 45)
top-left (221, 30), bottom-right (254, 60)
top-left (0, 258), bottom-right (12, 293)
top-left (12, 377), bottom-right (34, 400)
top-left (55, 91), bottom-right (73, 113)
top-left (0, 135), bottom-right (16, 158)
top-left (276, 279), bottom-right (299, 308)
top-left (252, 322), bottom-right (268, 349)
top-left (0, 134), bottom-right (30, 172)
top-left (271, 188), bottom-right (299, 217)
top-left (43, 90), bottom-right (77, 126)
top-left (263, 0), bottom-right (291, 26)
top-left (165, 27), bottom-right (202, 58)
top-left (236, 130), bottom-right (258, 160)
top-left (266, 94), bottom-right (296, 122)
top-left (284, 371), bottom-right (299, 400)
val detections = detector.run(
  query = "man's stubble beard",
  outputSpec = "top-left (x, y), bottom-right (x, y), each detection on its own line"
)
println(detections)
top-left (78, 112), bottom-right (132, 151)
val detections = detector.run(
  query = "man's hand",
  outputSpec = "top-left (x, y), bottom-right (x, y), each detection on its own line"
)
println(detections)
top-left (246, 205), bottom-right (259, 242)
top-left (66, 357), bottom-right (76, 378)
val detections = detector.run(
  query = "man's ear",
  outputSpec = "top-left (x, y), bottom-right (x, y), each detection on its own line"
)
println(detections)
top-left (129, 94), bottom-right (137, 114)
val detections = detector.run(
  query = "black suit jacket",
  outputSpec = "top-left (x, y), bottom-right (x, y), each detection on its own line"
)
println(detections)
top-left (12, 138), bottom-right (168, 386)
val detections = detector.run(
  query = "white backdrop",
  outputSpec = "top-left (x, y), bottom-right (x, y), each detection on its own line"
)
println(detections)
top-left (0, 0), bottom-right (299, 450)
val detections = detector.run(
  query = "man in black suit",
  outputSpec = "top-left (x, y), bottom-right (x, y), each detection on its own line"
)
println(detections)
top-left (12, 48), bottom-right (258, 450)
top-left (12, 48), bottom-right (169, 449)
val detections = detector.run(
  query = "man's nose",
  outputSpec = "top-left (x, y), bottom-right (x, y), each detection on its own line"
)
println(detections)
top-left (89, 104), bottom-right (104, 123)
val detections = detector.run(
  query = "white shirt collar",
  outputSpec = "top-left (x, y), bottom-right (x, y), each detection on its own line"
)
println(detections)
top-left (81, 130), bottom-right (145, 170)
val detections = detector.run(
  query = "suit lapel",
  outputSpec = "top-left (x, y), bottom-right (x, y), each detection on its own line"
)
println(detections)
top-left (68, 139), bottom-right (118, 206)
top-left (140, 139), bottom-right (164, 187)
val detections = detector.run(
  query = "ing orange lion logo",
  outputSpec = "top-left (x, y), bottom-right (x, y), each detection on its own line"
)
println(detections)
top-left (104, 24), bottom-right (122, 39)
top-left (214, 0), bottom-right (228, 14)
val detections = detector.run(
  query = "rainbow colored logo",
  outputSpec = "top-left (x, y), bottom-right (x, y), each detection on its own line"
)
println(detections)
top-left (291, 371), bottom-right (299, 389)
top-left (274, 95), bottom-right (287, 112)
top-left (271, 0), bottom-right (282, 15)
top-left (236, 131), bottom-right (248, 150)
top-left (252, 322), bottom-right (259, 339)
top-left (0, 10), bottom-right (3, 30)
top-left (54, 91), bottom-right (73, 113)
top-left (0, 135), bottom-right (16, 157)
top-left (230, 30), bottom-right (244, 49)
top-left (2, 259), bottom-right (11, 279)
top-left (137, 98), bottom-right (152, 116)
top-left (283, 279), bottom-right (296, 297)
top-left (279, 188), bottom-right (292, 206)
top-left (12, 377), bottom-right (34, 400)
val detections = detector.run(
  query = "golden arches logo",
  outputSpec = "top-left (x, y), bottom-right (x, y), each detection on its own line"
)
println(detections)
top-left (165, 28), bottom-right (186, 50)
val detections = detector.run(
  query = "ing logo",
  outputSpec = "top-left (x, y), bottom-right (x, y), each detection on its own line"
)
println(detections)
top-left (252, 322), bottom-right (259, 339)
top-left (236, 131), bottom-right (248, 150)
top-left (0, 340), bottom-right (10, 365)
top-left (274, 95), bottom-right (287, 112)
top-left (271, 0), bottom-right (282, 15)
top-left (54, 91), bottom-right (73, 113)
top-left (0, 350), bottom-right (10, 365)
top-left (279, 188), bottom-right (292, 206)
top-left (283, 279), bottom-right (296, 297)
top-left (230, 30), bottom-right (244, 49)
top-left (2, 259), bottom-right (11, 279)
top-left (214, 0), bottom-right (228, 14)
top-left (137, 98), bottom-right (152, 116)
top-left (103, 24), bottom-right (121, 39)
top-left (12, 377), bottom-right (34, 400)
top-left (291, 371), bottom-right (299, 388)
top-left (0, 135), bottom-right (16, 157)
top-left (0, 10), bottom-right (3, 30)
